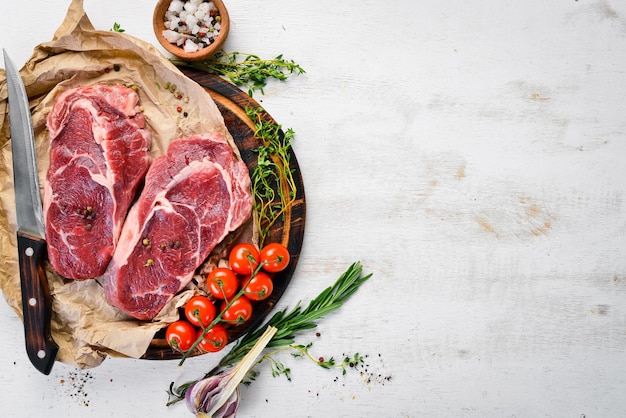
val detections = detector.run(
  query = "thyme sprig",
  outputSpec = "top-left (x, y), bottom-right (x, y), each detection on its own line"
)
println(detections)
top-left (245, 343), bottom-right (364, 383)
top-left (247, 106), bottom-right (297, 247)
top-left (167, 262), bottom-right (372, 406)
top-left (171, 50), bottom-right (305, 96)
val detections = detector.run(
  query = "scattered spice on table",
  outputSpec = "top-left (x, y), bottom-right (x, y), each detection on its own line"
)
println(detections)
top-left (60, 370), bottom-right (95, 407)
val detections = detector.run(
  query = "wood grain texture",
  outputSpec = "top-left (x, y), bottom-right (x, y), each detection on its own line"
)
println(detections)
top-left (17, 231), bottom-right (58, 375)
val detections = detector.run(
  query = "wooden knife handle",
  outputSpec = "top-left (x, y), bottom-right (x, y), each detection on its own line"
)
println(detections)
top-left (17, 231), bottom-right (58, 375)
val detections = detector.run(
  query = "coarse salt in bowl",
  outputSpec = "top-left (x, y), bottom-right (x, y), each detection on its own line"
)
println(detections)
top-left (153, 0), bottom-right (230, 61)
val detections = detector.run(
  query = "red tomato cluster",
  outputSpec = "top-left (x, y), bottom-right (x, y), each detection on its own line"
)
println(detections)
top-left (165, 242), bottom-right (290, 353)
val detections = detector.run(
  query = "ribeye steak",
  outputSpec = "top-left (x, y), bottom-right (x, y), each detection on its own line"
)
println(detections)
top-left (44, 85), bottom-right (151, 279)
top-left (103, 133), bottom-right (252, 320)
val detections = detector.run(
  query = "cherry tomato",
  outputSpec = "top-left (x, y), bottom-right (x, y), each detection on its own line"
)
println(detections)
top-left (197, 324), bottom-right (229, 353)
top-left (229, 243), bottom-right (260, 275)
top-left (207, 267), bottom-right (239, 300)
top-left (221, 296), bottom-right (253, 324)
top-left (260, 243), bottom-right (290, 273)
top-left (184, 295), bottom-right (216, 328)
top-left (165, 320), bottom-right (196, 351)
top-left (243, 271), bottom-right (274, 301)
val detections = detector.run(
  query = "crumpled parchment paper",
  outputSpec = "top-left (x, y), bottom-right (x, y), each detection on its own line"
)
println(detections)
top-left (0, 0), bottom-right (248, 368)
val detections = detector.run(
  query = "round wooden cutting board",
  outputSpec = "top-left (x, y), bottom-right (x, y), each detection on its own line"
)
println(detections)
top-left (142, 68), bottom-right (306, 360)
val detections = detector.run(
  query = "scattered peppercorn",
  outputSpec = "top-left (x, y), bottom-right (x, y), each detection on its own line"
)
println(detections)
top-left (63, 370), bottom-right (94, 407)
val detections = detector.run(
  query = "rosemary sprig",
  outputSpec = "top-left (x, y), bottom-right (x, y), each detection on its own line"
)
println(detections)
top-left (167, 262), bottom-right (372, 406)
top-left (171, 50), bottom-right (305, 96)
top-left (247, 106), bottom-right (297, 247)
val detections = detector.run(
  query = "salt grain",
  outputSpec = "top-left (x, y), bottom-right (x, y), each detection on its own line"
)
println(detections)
top-left (163, 29), bottom-right (185, 44)
top-left (186, 14), bottom-right (198, 28)
top-left (197, 2), bottom-right (210, 15)
top-left (183, 39), bottom-right (200, 53)
top-left (168, 0), bottom-right (184, 13)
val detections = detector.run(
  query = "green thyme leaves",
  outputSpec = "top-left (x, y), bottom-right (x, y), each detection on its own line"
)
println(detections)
top-left (171, 50), bottom-right (305, 96)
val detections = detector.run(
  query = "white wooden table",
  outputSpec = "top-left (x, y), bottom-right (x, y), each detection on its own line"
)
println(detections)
top-left (2, 0), bottom-right (626, 416)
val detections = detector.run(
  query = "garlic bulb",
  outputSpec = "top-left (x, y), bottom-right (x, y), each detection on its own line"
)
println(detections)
top-left (185, 326), bottom-right (278, 417)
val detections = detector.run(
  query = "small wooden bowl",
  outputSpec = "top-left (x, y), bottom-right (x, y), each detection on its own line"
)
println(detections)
top-left (153, 0), bottom-right (230, 61)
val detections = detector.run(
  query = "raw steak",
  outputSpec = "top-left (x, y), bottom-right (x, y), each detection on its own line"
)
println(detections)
top-left (44, 85), bottom-right (151, 280)
top-left (103, 133), bottom-right (252, 320)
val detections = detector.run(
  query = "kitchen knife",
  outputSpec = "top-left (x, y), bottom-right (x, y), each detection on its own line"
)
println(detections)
top-left (3, 49), bottom-right (58, 375)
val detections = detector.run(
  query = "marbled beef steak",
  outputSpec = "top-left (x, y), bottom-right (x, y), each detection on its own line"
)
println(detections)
top-left (43, 85), bottom-right (151, 280)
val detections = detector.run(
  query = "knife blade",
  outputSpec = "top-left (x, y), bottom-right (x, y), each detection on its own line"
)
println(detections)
top-left (3, 49), bottom-right (58, 375)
